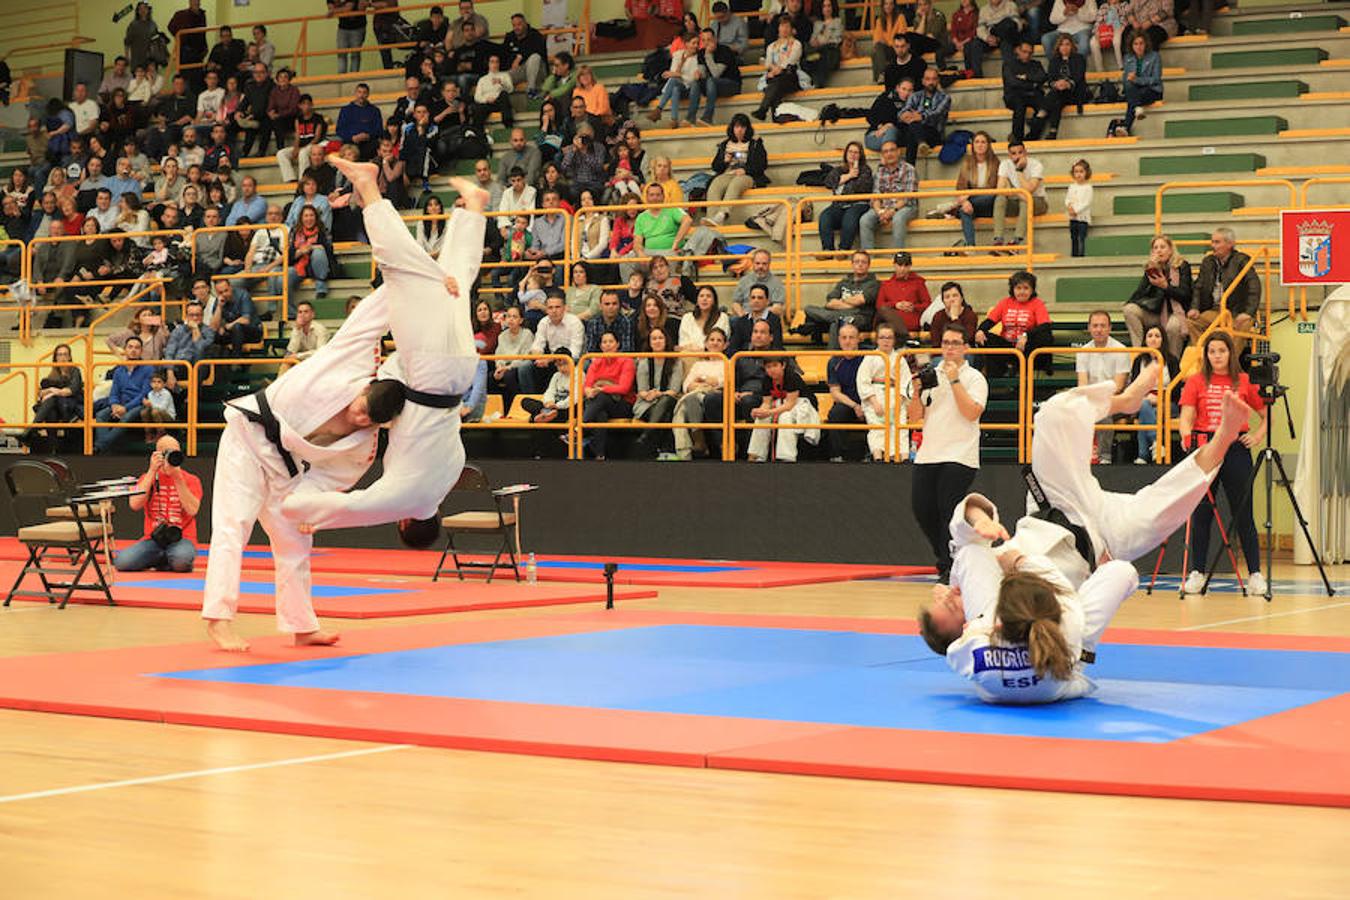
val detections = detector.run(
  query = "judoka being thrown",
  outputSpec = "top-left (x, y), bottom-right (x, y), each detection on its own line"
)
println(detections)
top-left (201, 156), bottom-right (486, 651)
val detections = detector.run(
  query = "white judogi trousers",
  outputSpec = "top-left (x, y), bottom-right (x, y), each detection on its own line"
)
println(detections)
top-left (281, 199), bottom-right (483, 530)
top-left (748, 397), bottom-right (820, 462)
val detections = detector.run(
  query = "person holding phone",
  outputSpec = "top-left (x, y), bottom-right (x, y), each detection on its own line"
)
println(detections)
top-left (114, 434), bottom-right (203, 573)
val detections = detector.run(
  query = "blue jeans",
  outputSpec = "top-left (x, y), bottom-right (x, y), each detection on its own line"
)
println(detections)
top-left (1136, 396), bottom-right (1158, 461)
top-left (958, 194), bottom-right (996, 246)
top-left (114, 537), bottom-right (197, 572)
top-left (287, 245), bottom-right (331, 297)
top-left (655, 79), bottom-right (691, 118)
top-left (336, 26), bottom-right (365, 74)
top-left (1042, 29), bottom-right (1093, 60)
top-left (859, 203), bottom-right (918, 250)
top-left (818, 201), bottom-right (868, 251)
top-left (1124, 83), bottom-right (1163, 131)
top-left (688, 77), bottom-right (739, 122)
top-left (864, 125), bottom-right (899, 152)
top-left (94, 405), bottom-right (145, 452)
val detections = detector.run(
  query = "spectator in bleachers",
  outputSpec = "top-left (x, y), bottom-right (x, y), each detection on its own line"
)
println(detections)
top-left (884, 35), bottom-right (927, 98)
top-left (286, 300), bottom-right (330, 362)
top-left (168, 0), bottom-right (209, 85)
top-left (210, 276), bottom-right (263, 358)
top-left (575, 189), bottom-right (612, 267)
top-left (127, 63), bottom-right (162, 106)
top-left (474, 55), bottom-right (517, 130)
top-left (497, 127), bottom-right (543, 187)
top-left (452, 0), bottom-right (491, 47)
top-left (1121, 0), bottom-right (1175, 50)
top-left (968, 0), bottom-right (1023, 77)
top-left (644, 254), bottom-right (696, 318)
top-left (277, 94), bottom-right (326, 183)
top-left (1131, 324), bottom-right (1178, 464)
top-left (949, 0), bottom-right (980, 74)
top-left (124, 3), bottom-right (160, 70)
top-left (752, 16), bottom-right (809, 121)
top-left (1091, 0), bottom-right (1130, 70)
top-left (511, 293), bottom-right (583, 400)
top-left (191, 70), bottom-right (225, 142)
top-left (519, 355), bottom-right (573, 450)
top-left (1064, 158), bottom-right (1093, 255)
top-left (287, 203), bottom-right (335, 299)
top-left (388, 77), bottom-right (424, 139)
top-left (57, 195), bottom-right (84, 235)
top-left (633, 327), bottom-right (681, 455)
top-left (252, 24), bottom-right (277, 70)
top-left (633, 182), bottom-right (693, 262)
top-left (328, 0), bottom-right (367, 75)
top-left (265, 68), bottom-right (302, 158)
top-left (650, 36), bottom-right (701, 128)
top-left (154, 158), bottom-right (185, 208)
top-left (3, 169), bottom-right (31, 209)
top-left (206, 177), bottom-right (234, 213)
top-left (529, 189), bottom-right (568, 264)
top-left (99, 89), bottom-right (138, 150)
top-left (1124, 233), bottom-right (1190, 357)
top-left (1037, 35), bottom-right (1088, 142)
top-left (163, 299), bottom-right (216, 390)
top-left (504, 13), bottom-right (548, 92)
top-left (912, 0), bottom-right (950, 63)
top-left (69, 82), bottom-right (100, 139)
top-left (702, 116), bottom-right (767, 228)
top-left (235, 64), bottom-right (274, 156)
top-left (673, 327), bottom-right (728, 459)
top-left (860, 140), bottom-right (919, 253)
top-left (337, 84), bottom-right (383, 161)
top-left (610, 197), bottom-right (642, 278)
top-left (871, 0), bottom-right (910, 80)
top-left (93, 335), bottom-right (153, 453)
top-left (1003, 40), bottom-right (1047, 143)
top-left (89, 189), bottom-right (120, 233)
top-left (286, 175), bottom-right (333, 232)
top-left (226, 176), bottom-right (266, 226)
top-left (679, 285), bottom-right (731, 353)
top-left (25, 193), bottom-right (59, 244)
top-left (108, 307), bottom-right (168, 360)
top-left (711, 3), bottom-right (749, 54)
top-left (1076, 309), bottom-right (1131, 463)
top-left (803, 0), bottom-right (845, 88)
top-left (817, 141), bottom-right (873, 255)
top-left (637, 294), bottom-right (681, 350)
top-left (646, 156), bottom-right (681, 204)
top-left (178, 184), bottom-right (205, 229)
top-left (542, 53), bottom-right (578, 103)
top-left (400, 103), bottom-right (439, 193)
top-left (866, 75), bottom-right (912, 152)
top-left (584, 291), bottom-right (635, 353)
top-left (857, 322), bottom-right (910, 461)
top-left (823, 321), bottom-right (868, 461)
top-left (1042, 0), bottom-right (1099, 60)
top-left (414, 5), bottom-right (451, 51)
top-left (704, 317), bottom-right (774, 458)
top-left (929, 281), bottom-right (979, 349)
top-left (107, 156), bottom-right (145, 203)
top-left (728, 283), bottom-right (784, 352)
top-left (991, 139), bottom-right (1046, 252)
top-left (416, 195), bottom-right (447, 253)
top-left (97, 230), bottom-right (145, 302)
top-left (802, 250), bottom-right (881, 347)
top-left (875, 251), bottom-right (931, 341)
top-left (621, 268), bottom-right (647, 313)
top-left (690, 27), bottom-right (743, 126)
top-left (566, 262), bottom-right (603, 321)
top-left (1116, 32), bottom-right (1162, 137)
top-left (139, 369), bottom-right (177, 438)
top-left (43, 100), bottom-right (76, 168)
top-left (21, 344), bottom-right (83, 453)
top-left (376, 137), bottom-right (411, 209)
top-left (194, 206), bottom-right (247, 278)
top-left (897, 68), bottom-right (950, 165)
top-left (450, 21), bottom-right (492, 94)
top-left (203, 123), bottom-right (236, 174)
top-left (765, 0), bottom-right (812, 44)
top-left (1188, 226), bottom-right (1260, 342)
top-left (748, 354), bottom-right (819, 463)
top-left (24, 118), bottom-right (50, 189)
top-left (732, 249), bottom-right (787, 316)
top-left (976, 269), bottom-right (1054, 376)
top-left (159, 75), bottom-right (197, 145)
top-left (492, 304), bottom-right (534, 397)
top-left (561, 131), bottom-right (608, 201)
top-left (473, 299), bottom-right (501, 353)
top-left (208, 25), bottom-right (247, 78)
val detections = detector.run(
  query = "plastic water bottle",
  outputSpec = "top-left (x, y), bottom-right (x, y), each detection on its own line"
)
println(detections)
top-left (526, 553), bottom-right (537, 585)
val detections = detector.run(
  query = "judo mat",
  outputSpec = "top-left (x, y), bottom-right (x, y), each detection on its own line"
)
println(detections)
top-left (0, 563), bottom-right (656, 619)
top-left (0, 539), bottom-right (927, 588)
top-left (1, 608), bottom-right (1346, 807)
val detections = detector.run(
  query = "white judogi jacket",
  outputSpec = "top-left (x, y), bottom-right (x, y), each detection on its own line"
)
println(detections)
top-left (281, 200), bottom-right (483, 529)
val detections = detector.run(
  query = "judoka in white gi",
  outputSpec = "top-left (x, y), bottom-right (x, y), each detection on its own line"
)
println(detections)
top-left (917, 366), bottom-right (1254, 703)
top-left (280, 161), bottom-right (487, 548)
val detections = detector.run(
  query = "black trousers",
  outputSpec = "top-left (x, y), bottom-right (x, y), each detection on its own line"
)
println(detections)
top-left (702, 390), bottom-right (759, 458)
top-left (1190, 441), bottom-right (1262, 574)
top-left (757, 70), bottom-right (801, 115)
top-left (980, 322), bottom-right (1055, 377)
top-left (898, 122), bottom-right (943, 165)
top-left (582, 393), bottom-right (633, 459)
top-left (826, 402), bottom-right (865, 460)
top-left (911, 460), bottom-right (978, 579)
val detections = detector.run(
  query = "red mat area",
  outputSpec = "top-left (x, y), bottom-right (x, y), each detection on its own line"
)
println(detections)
top-left (0, 609), bottom-right (1345, 807)
top-left (0, 563), bottom-right (655, 619)
top-left (0, 539), bottom-right (927, 588)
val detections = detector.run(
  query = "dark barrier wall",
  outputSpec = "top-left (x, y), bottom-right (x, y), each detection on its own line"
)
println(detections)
top-left (1, 455), bottom-right (1203, 570)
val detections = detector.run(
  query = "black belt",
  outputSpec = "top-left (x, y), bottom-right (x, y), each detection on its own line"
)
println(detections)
top-left (231, 390), bottom-right (305, 478)
top-left (1022, 465), bottom-right (1096, 573)
top-left (403, 387), bottom-right (461, 409)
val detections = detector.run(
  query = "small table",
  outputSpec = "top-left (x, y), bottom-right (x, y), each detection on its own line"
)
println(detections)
top-left (70, 485), bottom-right (146, 580)
top-left (492, 483), bottom-right (539, 563)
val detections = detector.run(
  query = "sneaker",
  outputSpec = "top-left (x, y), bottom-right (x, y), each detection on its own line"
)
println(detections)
top-left (1247, 572), bottom-right (1268, 596)
top-left (1133, 457), bottom-right (1147, 465)
top-left (1183, 570), bottom-right (1206, 595)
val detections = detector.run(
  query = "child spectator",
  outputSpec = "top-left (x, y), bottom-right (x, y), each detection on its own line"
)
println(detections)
top-left (1065, 158), bottom-right (1094, 258)
top-left (976, 270), bottom-right (1054, 376)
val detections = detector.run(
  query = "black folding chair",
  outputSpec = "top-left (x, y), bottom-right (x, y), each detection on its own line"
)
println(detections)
top-left (432, 465), bottom-right (521, 583)
top-left (3, 460), bottom-right (114, 609)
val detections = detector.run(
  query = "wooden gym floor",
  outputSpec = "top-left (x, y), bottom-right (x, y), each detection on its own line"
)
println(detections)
top-left (1, 561), bottom-right (1348, 898)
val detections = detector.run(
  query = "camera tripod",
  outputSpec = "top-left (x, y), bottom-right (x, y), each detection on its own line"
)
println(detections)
top-left (1200, 386), bottom-right (1335, 601)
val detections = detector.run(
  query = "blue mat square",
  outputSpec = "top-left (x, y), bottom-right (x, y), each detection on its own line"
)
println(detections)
top-left (156, 625), bottom-right (1350, 743)
top-left (119, 578), bottom-right (412, 598)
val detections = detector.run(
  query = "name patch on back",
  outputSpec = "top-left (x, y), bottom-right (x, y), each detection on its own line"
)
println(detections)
top-left (973, 645), bottom-right (1033, 673)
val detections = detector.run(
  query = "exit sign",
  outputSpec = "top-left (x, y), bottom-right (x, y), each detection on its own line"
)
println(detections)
top-left (1298, 321), bottom-right (1317, 333)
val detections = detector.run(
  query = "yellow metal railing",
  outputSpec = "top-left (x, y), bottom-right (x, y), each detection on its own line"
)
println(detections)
top-left (1025, 346), bottom-right (1165, 464)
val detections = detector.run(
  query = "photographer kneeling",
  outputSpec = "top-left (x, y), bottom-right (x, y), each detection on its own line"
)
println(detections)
top-left (114, 436), bottom-right (204, 573)
top-left (907, 322), bottom-right (988, 583)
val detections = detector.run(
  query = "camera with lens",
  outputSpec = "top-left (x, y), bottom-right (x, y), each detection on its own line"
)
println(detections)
top-left (915, 364), bottom-right (940, 391)
top-left (1241, 349), bottom-right (1283, 399)
top-left (160, 448), bottom-right (184, 467)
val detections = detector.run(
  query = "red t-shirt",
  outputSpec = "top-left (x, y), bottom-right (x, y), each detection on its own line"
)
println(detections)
top-left (142, 469), bottom-right (203, 543)
top-left (1180, 372), bottom-right (1264, 433)
top-left (985, 295), bottom-right (1051, 343)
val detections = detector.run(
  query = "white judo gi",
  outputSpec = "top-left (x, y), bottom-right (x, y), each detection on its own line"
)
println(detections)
top-left (201, 282), bottom-right (390, 633)
top-left (279, 199), bottom-right (483, 531)
top-left (940, 379), bottom-right (1220, 703)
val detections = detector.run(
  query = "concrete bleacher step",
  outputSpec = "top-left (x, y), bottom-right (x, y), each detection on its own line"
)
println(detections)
top-left (1211, 47), bottom-right (1329, 69)
top-left (1163, 116), bottom-right (1287, 138)
top-left (1113, 191), bottom-right (1244, 216)
top-left (1084, 231), bottom-right (1212, 256)
top-left (1054, 276), bottom-right (1144, 304)
top-left (1231, 14), bottom-right (1346, 35)
top-left (1137, 153), bottom-right (1266, 176)
top-left (1188, 80), bottom-right (1308, 100)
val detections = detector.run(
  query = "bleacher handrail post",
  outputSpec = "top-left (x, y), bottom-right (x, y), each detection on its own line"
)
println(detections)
top-left (896, 346), bottom-right (1027, 464)
top-left (1026, 345), bottom-right (1165, 465)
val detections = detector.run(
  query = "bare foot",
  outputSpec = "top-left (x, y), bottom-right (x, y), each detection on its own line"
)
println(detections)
top-left (293, 629), bottom-right (341, 647)
top-left (1214, 390), bottom-right (1253, 446)
top-left (1111, 361), bottom-right (1160, 416)
top-left (206, 619), bottom-right (250, 652)
top-left (447, 176), bottom-right (489, 213)
top-left (328, 154), bottom-right (378, 185)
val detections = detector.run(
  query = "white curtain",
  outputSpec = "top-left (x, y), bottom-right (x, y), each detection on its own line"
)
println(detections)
top-left (1294, 284), bottom-right (1350, 564)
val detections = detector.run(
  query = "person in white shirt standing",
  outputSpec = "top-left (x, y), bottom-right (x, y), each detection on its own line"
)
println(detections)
top-left (855, 322), bottom-right (912, 462)
top-left (991, 140), bottom-right (1047, 252)
top-left (1075, 309), bottom-right (1130, 464)
top-left (918, 371), bottom-right (1252, 704)
top-left (907, 321), bottom-right (988, 582)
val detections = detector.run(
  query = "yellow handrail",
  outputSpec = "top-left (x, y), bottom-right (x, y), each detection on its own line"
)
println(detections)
top-left (1025, 346), bottom-right (1165, 464)
top-left (191, 223), bottom-right (291, 316)
top-left (1152, 178), bottom-right (1297, 237)
top-left (895, 347), bottom-right (1028, 464)
top-left (82, 358), bottom-right (186, 455)
top-left (573, 351), bottom-right (733, 455)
